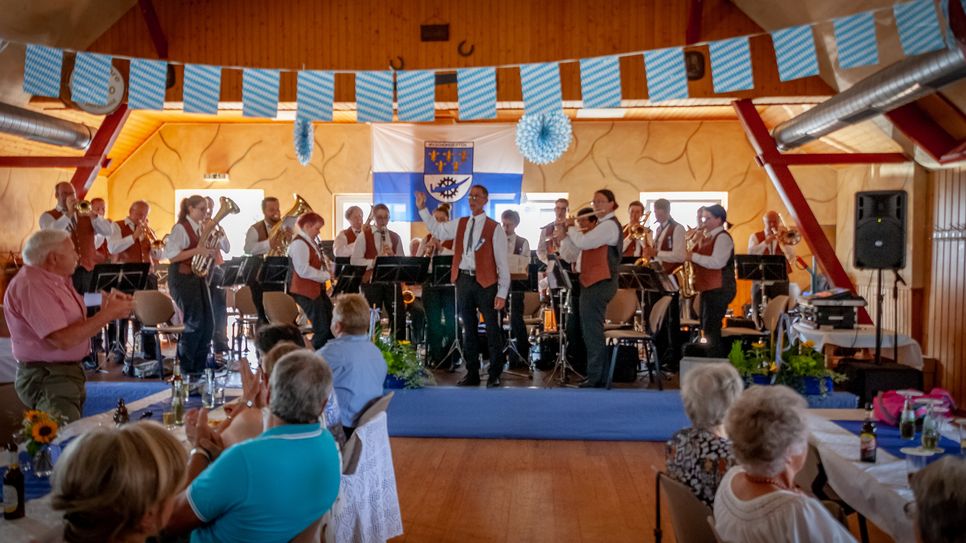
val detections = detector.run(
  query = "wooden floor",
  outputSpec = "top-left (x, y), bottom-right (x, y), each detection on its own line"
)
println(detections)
top-left (389, 437), bottom-right (894, 543)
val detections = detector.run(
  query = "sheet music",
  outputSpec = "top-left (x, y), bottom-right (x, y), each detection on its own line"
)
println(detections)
top-left (508, 254), bottom-right (529, 275)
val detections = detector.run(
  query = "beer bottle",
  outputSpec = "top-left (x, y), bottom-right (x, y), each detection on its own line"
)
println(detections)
top-left (3, 443), bottom-right (25, 520)
top-left (899, 396), bottom-right (916, 440)
top-left (860, 403), bottom-right (877, 463)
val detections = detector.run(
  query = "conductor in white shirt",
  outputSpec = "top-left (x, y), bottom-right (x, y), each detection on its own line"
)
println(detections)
top-left (417, 187), bottom-right (510, 388)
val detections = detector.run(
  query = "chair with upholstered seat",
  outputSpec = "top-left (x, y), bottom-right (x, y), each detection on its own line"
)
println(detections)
top-left (603, 295), bottom-right (672, 389)
top-left (133, 290), bottom-right (185, 379)
top-left (653, 471), bottom-right (716, 543)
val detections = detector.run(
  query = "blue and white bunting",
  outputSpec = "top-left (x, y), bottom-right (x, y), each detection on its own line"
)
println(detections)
top-left (643, 48), bottom-right (688, 102)
top-left (771, 25), bottom-right (820, 81)
top-left (457, 67), bottom-right (496, 121)
top-left (894, 0), bottom-right (945, 56)
top-left (296, 70), bottom-right (334, 122)
top-left (71, 52), bottom-right (112, 105)
top-left (355, 71), bottom-right (394, 123)
top-left (183, 64), bottom-right (222, 115)
top-left (396, 70), bottom-right (436, 122)
top-left (708, 37), bottom-right (754, 93)
top-left (242, 68), bottom-right (280, 118)
top-left (128, 58), bottom-right (167, 110)
top-left (579, 56), bottom-right (622, 109)
top-left (520, 62), bottom-right (563, 115)
top-left (23, 45), bottom-right (63, 98)
top-left (834, 11), bottom-right (879, 69)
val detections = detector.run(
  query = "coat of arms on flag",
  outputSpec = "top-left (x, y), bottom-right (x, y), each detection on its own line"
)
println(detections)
top-left (424, 142), bottom-right (473, 204)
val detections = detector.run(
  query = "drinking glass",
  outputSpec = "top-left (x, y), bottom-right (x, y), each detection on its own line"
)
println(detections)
top-left (955, 418), bottom-right (966, 456)
top-left (901, 447), bottom-right (936, 482)
top-left (162, 411), bottom-right (175, 430)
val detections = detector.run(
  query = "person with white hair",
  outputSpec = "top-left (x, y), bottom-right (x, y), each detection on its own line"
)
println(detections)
top-left (909, 456), bottom-right (966, 543)
top-left (714, 385), bottom-right (856, 542)
top-left (2, 229), bottom-right (133, 421)
top-left (665, 363), bottom-right (743, 506)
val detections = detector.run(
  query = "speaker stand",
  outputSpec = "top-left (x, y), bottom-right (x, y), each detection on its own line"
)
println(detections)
top-left (874, 268), bottom-right (884, 365)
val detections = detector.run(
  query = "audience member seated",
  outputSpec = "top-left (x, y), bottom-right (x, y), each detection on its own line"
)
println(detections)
top-left (714, 385), bottom-right (856, 543)
top-left (165, 351), bottom-right (342, 542)
top-left (254, 322), bottom-right (306, 354)
top-left (910, 456), bottom-right (966, 543)
top-left (318, 293), bottom-right (387, 435)
top-left (665, 363), bottom-right (742, 506)
top-left (50, 421), bottom-right (186, 543)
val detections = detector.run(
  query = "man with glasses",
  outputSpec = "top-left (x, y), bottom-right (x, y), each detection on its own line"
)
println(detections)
top-left (416, 187), bottom-right (509, 388)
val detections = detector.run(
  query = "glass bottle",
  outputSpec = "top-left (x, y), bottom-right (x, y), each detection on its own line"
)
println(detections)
top-left (921, 405), bottom-right (940, 451)
top-left (899, 396), bottom-right (916, 440)
top-left (860, 403), bottom-right (877, 463)
top-left (202, 368), bottom-right (216, 409)
top-left (3, 443), bottom-right (25, 520)
top-left (171, 371), bottom-right (185, 427)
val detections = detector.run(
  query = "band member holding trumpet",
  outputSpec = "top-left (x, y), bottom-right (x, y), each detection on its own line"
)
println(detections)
top-left (90, 198), bottom-right (111, 265)
top-left (333, 205), bottom-right (365, 258)
top-left (555, 190), bottom-right (622, 388)
top-left (351, 203), bottom-right (406, 340)
top-left (288, 212), bottom-right (334, 350)
top-left (537, 198), bottom-right (569, 265)
top-left (623, 200), bottom-right (647, 257)
top-left (748, 210), bottom-right (797, 311)
top-left (40, 182), bottom-right (115, 295)
top-left (417, 187), bottom-right (510, 388)
top-left (162, 195), bottom-right (219, 375)
top-left (686, 205), bottom-right (736, 357)
top-left (107, 200), bottom-right (160, 359)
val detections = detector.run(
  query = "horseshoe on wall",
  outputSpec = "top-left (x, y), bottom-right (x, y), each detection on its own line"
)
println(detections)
top-left (389, 56), bottom-right (405, 71)
top-left (457, 40), bottom-right (475, 57)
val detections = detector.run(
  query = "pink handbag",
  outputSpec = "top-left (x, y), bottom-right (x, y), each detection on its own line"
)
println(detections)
top-left (873, 388), bottom-right (956, 426)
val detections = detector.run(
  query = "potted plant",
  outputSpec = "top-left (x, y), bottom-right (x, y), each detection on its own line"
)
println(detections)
top-left (728, 340), bottom-right (775, 386)
top-left (775, 339), bottom-right (846, 397)
top-left (374, 329), bottom-right (434, 389)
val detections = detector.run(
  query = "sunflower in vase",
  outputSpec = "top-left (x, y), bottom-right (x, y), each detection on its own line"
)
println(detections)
top-left (20, 409), bottom-right (62, 457)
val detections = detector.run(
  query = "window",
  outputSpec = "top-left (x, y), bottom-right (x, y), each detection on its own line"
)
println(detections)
top-left (174, 189), bottom-right (264, 258)
top-left (333, 193), bottom-right (412, 253)
top-left (493, 192), bottom-right (568, 249)
top-left (639, 191), bottom-right (729, 229)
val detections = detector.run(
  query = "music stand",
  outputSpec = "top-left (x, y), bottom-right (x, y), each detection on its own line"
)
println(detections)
top-left (219, 257), bottom-right (244, 286)
top-left (333, 265), bottom-right (366, 296)
top-left (503, 271), bottom-right (536, 381)
top-left (258, 256), bottom-right (290, 292)
top-left (239, 256), bottom-right (262, 284)
top-left (428, 255), bottom-right (454, 286)
top-left (372, 257), bottom-right (429, 341)
top-left (544, 257), bottom-right (583, 387)
top-left (88, 263), bottom-right (151, 373)
top-left (333, 257), bottom-right (351, 279)
top-left (735, 255), bottom-right (788, 327)
top-left (425, 255), bottom-right (462, 369)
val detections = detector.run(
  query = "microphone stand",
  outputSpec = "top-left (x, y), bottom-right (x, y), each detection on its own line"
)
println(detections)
top-left (893, 270), bottom-right (906, 365)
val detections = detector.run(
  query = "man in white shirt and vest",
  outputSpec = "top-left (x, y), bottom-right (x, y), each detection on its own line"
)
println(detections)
top-left (748, 210), bottom-right (796, 320)
top-left (107, 200), bottom-right (160, 361)
top-left (351, 203), bottom-right (406, 340)
top-left (243, 196), bottom-right (283, 324)
top-left (501, 209), bottom-right (531, 365)
top-left (686, 204), bottom-right (736, 357)
top-left (623, 200), bottom-right (647, 258)
top-left (333, 206), bottom-right (365, 258)
top-left (641, 198), bottom-right (686, 367)
top-left (417, 187), bottom-right (510, 388)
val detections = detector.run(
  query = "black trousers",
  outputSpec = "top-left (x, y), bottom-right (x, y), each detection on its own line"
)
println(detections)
top-left (457, 273), bottom-right (505, 379)
top-left (293, 292), bottom-right (333, 350)
top-left (71, 267), bottom-right (101, 357)
top-left (362, 282), bottom-right (404, 340)
top-left (424, 285), bottom-right (457, 366)
top-left (168, 269), bottom-right (214, 375)
top-left (247, 278), bottom-right (269, 324)
top-left (507, 290), bottom-right (529, 364)
top-left (563, 284), bottom-right (587, 373)
top-left (700, 286), bottom-right (737, 358)
top-left (108, 273), bottom-right (159, 358)
top-left (209, 272), bottom-right (230, 352)
top-left (580, 277), bottom-right (618, 385)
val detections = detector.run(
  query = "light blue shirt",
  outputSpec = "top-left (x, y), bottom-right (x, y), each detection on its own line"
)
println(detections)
top-left (318, 334), bottom-right (387, 428)
top-left (187, 423), bottom-right (341, 543)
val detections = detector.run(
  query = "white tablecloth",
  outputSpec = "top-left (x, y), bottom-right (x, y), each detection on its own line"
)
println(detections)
top-left (793, 323), bottom-right (924, 370)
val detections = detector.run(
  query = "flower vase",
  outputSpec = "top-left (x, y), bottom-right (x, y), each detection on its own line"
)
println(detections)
top-left (384, 374), bottom-right (407, 389)
top-left (32, 445), bottom-right (54, 478)
top-left (802, 376), bottom-right (834, 396)
top-left (750, 374), bottom-right (772, 386)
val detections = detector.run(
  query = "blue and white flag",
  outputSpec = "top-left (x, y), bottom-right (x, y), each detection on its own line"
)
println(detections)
top-left (396, 70), bottom-right (436, 122)
top-left (297, 70), bottom-right (334, 122)
top-left (242, 68), bottom-right (280, 118)
top-left (457, 67), bottom-right (496, 120)
top-left (520, 62), bottom-right (563, 115)
top-left (643, 48), bottom-right (688, 102)
top-left (834, 11), bottom-right (879, 68)
top-left (708, 37), bottom-right (754, 93)
top-left (183, 64), bottom-right (221, 115)
top-left (894, 0), bottom-right (945, 56)
top-left (71, 52), bottom-right (112, 105)
top-left (356, 71), bottom-right (394, 123)
top-left (771, 25), bottom-right (820, 81)
top-left (128, 58), bottom-right (167, 110)
top-left (24, 44), bottom-right (63, 98)
top-left (372, 124), bottom-right (524, 222)
top-left (579, 55), bottom-right (622, 108)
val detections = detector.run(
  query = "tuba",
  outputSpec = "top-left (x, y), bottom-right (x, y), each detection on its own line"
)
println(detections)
top-left (268, 194), bottom-right (313, 257)
top-left (191, 196), bottom-right (240, 277)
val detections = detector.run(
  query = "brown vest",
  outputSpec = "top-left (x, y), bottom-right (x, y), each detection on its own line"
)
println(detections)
top-left (95, 238), bottom-right (110, 265)
top-left (48, 209), bottom-right (96, 271)
top-left (363, 227), bottom-right (402, 259)
top-left (175, 220), bottom-right (200, 275)
top-left (451, 215), bottom-right (499, 288)
top-left (656, 221), bottom-right (678, 275)
top-left (509, 235), bottom-right (527, 255)
top-left (252, 221), bottom-right (270, 242)
top-left (343, 227), bottom-right (358, 244)
top-left (288, 237), bottom-right (323, 299)
top-left (579, 217), bottom-right (623, 288)
top-left (425, 234), bottom-right (454, 252)
top-left (693, 230), bottom-right (735, 292)
top-left (754, 231), bottom-right (792, 273)
top-left (622, 236), bottom-right (638, 257)
top-left (113, 220), bottom-right (152, 264)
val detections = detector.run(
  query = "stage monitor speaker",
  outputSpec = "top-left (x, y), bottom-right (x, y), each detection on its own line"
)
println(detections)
top-left (854, 190), bottom-right (906, 270)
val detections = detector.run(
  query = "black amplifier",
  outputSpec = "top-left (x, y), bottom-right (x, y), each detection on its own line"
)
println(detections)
top-left (798, 304), bottom-right (858, 330)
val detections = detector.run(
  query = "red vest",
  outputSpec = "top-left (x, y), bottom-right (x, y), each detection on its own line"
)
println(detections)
top-left (363, 227), bottom-right (402, 259)
top-left (288, 237), bottom-right (323, 299)
top-left (623, 236), bottom-right (638, 257)
top-left (48, 209), bottom-right (96, 271)
top-left (579, 217), bottom-right (623, 288)
top-left (95, 239), bottom-right (110, 265)
top-left (656, 221), bottom-right (678, 275)
top-left (424, 234), bottom-right (454, 253)
top-left (451, 215), bottom-right (499, 288)
top-left (693, 230), bottom-right (735, 292)
top-left (754, 231), bottom-right (792, 273)
top-left (113, 220), bottom-right (152, 264)
top-left (343, 227), bottom-right (358, 244)
top-left (176, 220), bottom-right (201, 275)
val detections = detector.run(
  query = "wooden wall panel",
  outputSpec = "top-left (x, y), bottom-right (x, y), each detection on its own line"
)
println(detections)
top-left (85, 0), bottom-right (832, 103)
top-left (925, 167), bottom-right (966, 405)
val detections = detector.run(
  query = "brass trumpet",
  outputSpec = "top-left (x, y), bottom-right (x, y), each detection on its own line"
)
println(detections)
top-left (401, 287), bottom-right (416, 305)
top-left (776, 215), bottom-right (801, 245)
top-left (74, 200), bottom-right (93, 216)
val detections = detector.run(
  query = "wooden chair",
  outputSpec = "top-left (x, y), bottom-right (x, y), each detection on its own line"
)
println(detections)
top-left (604, 288), bottom-right (638, 330)
top-left (231, 285), bottom-right (261, 358)
top-left (707, 516), bottom-right (726, 543)
top-left (722, 295), bottom-right (789, 338)
top-left (653, 471), bottom-right (716, 543)
top-left (356, 391), bottom-right (395, 429)
top-left (603, 295), bottom-right (672, 389)
top-left (263, 291), bottom-right (314, 337)
top-left (133, 290), bottom-right (184, 379)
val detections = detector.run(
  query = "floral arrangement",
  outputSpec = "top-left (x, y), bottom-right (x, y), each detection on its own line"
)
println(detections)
top-left (373, 328), bottom-right (434, 389)
top-left (775, 339), bottom-right (846, 397)
top-left (20, 409), bottom-right (61, 456)
top-left (728, 339), bottom-right (776, 383)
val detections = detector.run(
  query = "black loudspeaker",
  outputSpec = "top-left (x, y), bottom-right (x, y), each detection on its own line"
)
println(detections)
top-left (836, 360), bottom-right (923, 405)
top-left (854, 190), bottom-right (907, 269)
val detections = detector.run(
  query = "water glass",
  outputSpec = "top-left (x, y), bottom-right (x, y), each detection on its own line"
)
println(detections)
top-left (902, 447), bottom-right (936, 482)
top-left (162, 410), bottom-right (175, 430)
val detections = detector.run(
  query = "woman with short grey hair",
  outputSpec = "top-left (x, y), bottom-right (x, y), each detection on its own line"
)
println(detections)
top-left (910, 456), bottom-right (966, 543)
top-left (714, 385), bottom-right (856, 542)
top-left (665, 363), bottom-right (743, 506)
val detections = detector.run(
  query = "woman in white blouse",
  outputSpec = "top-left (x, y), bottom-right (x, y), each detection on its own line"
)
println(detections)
top-left (287, 212), bottom-right (333, 350)
top-left (714, 385), bottom-right (857, 543)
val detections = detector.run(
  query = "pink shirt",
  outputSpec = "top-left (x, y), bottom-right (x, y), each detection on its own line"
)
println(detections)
top-left (3, 265), bottom-right (89, 363)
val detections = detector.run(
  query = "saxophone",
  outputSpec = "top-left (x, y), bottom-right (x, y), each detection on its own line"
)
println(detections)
top-left (191, 196), bottom-right (240, 277)
top-left (672, 226), bottom-right (705, 299)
